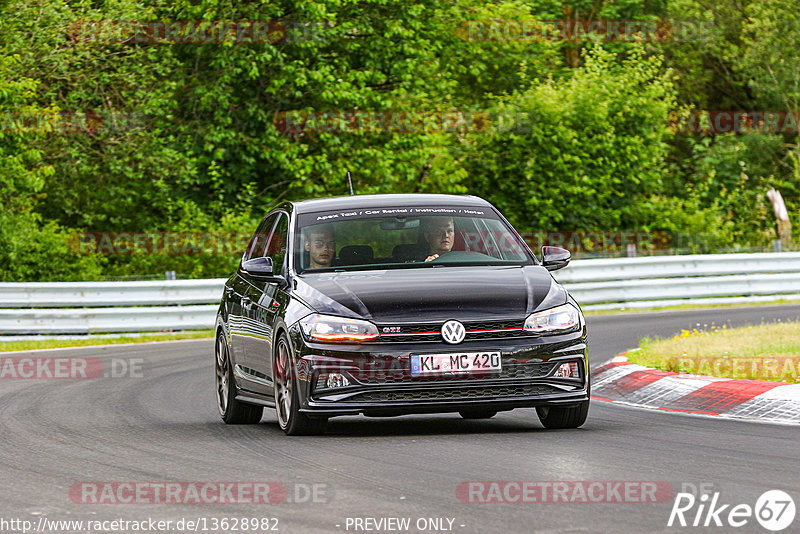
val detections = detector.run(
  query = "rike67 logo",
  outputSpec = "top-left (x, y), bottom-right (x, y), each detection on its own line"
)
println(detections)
top-left (668, 487), bottom-right (795, 531)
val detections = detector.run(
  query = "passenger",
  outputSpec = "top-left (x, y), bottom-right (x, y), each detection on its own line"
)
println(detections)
top-left (304, 224), bottom-right (336, 269)
top-left (421, 216), bottom-right (455, 262)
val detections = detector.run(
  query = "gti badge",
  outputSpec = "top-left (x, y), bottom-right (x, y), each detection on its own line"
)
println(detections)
top-left (441, 320), bottom-right (466, 344)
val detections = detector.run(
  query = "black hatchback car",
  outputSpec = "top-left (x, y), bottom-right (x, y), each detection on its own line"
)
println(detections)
top-left (215, 194), bottom-right (588, 434)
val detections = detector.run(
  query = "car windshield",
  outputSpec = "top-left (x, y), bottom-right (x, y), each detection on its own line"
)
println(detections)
top-left (294, 207), bottom-right (534, 273)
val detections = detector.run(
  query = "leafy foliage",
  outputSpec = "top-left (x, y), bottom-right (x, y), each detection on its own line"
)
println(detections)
top-left (462, 46), bottom-right (675, 231)
top-left (0, 0), bottom-right (797, 280)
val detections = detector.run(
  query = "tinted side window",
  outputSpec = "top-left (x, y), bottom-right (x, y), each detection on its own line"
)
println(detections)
top-left (266, 213), bottom-right (289, 275)
top-left (243, 214), bottom-right (278, 263)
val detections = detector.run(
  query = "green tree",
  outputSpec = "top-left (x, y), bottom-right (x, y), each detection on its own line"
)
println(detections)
top-left (0, 55), bottom-right (102, 280)
top-left (462, 46), bottom-right (676, 232)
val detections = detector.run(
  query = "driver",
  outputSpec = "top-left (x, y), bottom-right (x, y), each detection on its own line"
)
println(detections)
top-left (421, 216), bottom-right (454, 262)
top-left (304, 224), bottom-right (336, 269)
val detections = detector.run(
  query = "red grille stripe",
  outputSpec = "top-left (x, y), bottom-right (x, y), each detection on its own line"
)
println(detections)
top-left (466, 328), bottom-right (522, 333)
top-left (380, 331), bottom-right (440, 336)
top-left (379, 328), bottom-right (522, 337)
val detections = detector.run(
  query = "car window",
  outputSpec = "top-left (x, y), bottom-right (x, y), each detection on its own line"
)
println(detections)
top-left (242, 213), bottom-right (278, 263)
top-left (266, 213), bottom-right (289, 275)
top-left (295, 208), bottom-right (533, 273)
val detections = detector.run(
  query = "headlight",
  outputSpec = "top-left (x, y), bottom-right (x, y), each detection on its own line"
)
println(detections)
top-left (300, 314), bottom-right (379, 343)
top-left (524, 303), bottom-right (581, 334)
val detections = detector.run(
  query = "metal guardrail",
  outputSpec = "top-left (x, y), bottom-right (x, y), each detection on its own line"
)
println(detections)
top-left (553, 252), bottom-right (800, 283)
top-left (553, 252), bottom-right (800, 310)
top-left (564, 273), bottom-right (800, 308)
top-left (0, 305), bottom-right (218, 334)
top-left (1, 252), bottom-right (799, 334)
top-left (0, 279), bottom-right (227, 308)
top-left (0, 279), bottom-right (227, 334)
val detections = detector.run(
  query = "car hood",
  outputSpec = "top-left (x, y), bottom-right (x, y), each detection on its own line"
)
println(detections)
top-left (293, 265), bottom-right (567, 323)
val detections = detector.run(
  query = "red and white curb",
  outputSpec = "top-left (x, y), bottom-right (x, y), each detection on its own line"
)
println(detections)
top-left (591, 354), bottom-right (800, 424)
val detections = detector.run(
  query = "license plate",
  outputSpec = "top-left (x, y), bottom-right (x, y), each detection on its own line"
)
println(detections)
top-left (410, 352), bottom-right (501, 376)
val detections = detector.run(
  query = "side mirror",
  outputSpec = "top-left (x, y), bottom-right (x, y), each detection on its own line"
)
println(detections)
top-left (541, 246), bottom-right (570, 271)
top-left (240, 257), bottom-right (285, 284)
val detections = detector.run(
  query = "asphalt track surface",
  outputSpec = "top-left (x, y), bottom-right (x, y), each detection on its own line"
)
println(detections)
top-left (1, 305), bottom-right (799, 534)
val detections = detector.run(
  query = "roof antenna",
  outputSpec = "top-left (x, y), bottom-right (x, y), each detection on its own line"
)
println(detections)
top-left (347, 170), bottom-right (355, 195)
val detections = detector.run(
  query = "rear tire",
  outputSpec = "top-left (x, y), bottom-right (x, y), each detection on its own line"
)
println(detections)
top-left (459, 409), bottom-right (497, 419)
top-left (536, 401), bottom-right (589, 429)
top-left (215, 333), bottom-right (263, 424)
top-left (273, 334), bottom-right (327, 436)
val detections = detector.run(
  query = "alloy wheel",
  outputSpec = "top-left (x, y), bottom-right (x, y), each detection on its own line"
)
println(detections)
top-left (274, 337), bottom-right (292, 429)
top-left (215, 335), bottom-right (230, 416)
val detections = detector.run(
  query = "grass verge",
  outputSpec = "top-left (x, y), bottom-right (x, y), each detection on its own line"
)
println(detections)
top-left (0, 330), bottom-right (214, 352)
top-left (628, 322), bottom-right (800, 382)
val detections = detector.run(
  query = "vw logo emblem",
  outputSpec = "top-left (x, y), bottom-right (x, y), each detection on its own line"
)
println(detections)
top-left (441, 320), bottom-right (466, 344)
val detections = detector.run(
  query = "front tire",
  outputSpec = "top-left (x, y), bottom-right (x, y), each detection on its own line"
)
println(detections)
top-left (215, 332), bottom-right (263, 424)
top-left (536, 401), bottom-right (589, 429)
top-left (273, 334), bottom-right (327, 436)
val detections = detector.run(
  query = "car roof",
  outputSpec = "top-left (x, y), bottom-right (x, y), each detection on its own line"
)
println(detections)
top-left (290, 193), bottom-right (492, 214)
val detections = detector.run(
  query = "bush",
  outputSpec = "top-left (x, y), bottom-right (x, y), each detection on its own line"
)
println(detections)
top-left (462, 46), bottom-right (676, 233)
top-left (0, 212), bottom-right (104, 281)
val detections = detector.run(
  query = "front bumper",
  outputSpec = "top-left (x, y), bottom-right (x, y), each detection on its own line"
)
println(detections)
top-left (290, 326), bottom-right (589, 418)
